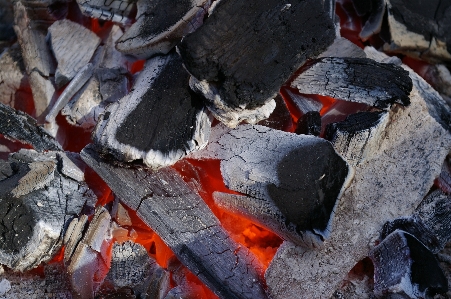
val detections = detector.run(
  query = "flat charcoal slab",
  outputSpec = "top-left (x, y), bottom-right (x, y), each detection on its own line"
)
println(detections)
top-left (178, 0), bottom-right (335, 110)
top-left (116, 0), bottom-right (210, 58)
top-left (0, 103), bottom-right (61, 152)
top-left (94, 52), bottom-right (211, 169)
top-left (291, 57), bottom-right (413, 109)
top-left (81, 145), bottom-right (268, 299)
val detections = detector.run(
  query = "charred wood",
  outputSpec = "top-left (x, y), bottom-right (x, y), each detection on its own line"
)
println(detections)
top-left (0, 45), bottom-right (28, 108)
top-left (76, 0), bottom-right (136, 24)
top-left (318, 37), bottom-right (367, 58)
top-left (350, 0), bottom-right (385, 41)
top-left (295, 111), bottom-right (321, 136)
top-left (178, 0), bottom-right (336, 124)
top-left (257, 94), bottom-right (293, 132)
top-left (116, 0), bottom-right (210, 59)
top-left (95, 67), bottom-right (129, 104)
top-left (291, 57), bottom-right (413, 109)
top-left (282, 89), bottom-right (323, 114)
top-left (81, 145), bottom-right (269, 299)
top-left (94, 53), bottom-right (211, 169)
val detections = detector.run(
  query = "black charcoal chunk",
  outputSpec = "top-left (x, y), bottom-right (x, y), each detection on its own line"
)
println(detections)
top-left (178, 0), bottom-right (336, 111)
top-left (0, 103), bottom-right (61, 152)
top-left (295, 111), bottom-right (321, 136)
top-left (292, 57), bottom-right (413, 109)
top-left (257, 94), bottom-right (293, 131)
top-left (94, 52), bottom-right (211, 169)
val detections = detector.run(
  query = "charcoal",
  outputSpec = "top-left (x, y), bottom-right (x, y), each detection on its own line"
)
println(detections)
top-left (295, 111), bottom-right (321, 136)
top-left (369, 230), bottom-right (447, 298)
top-left (257, 94), bottom-right (293, 131)
top-left (48, 19), bottom-right (100, 88)
top-left (0, 149), bottom-right (94, 271)
top-left (0, 103), bottom-right (62, 152)
top-left (81, 145), bottom-right (269, 299)
top-left (265, 50), bottom-right (451, 299)
top-left (0, 45), bottom-right (28, 108)
top-left (0, 0), bottom-right (15, 49)
top-left (282, 89), bottom-right (323, 113)
top-left (94, 52), bottom-right (211, 169)
top-left (76, 0), bottom-right (136, 24)
top-left (0, 161), bottom-right (13, 181)
top-left (146, 267), bottom-right (171, 299)
top-left (116, 0), bottom-right (210, 59)
top-left (422, 64), bottom-right (451, 98)
top-left (178, 0), bottom-right (336, 125)
top-left (384, 0), bottom-right (451, 62)
top-left (351, 0), bottom-right (385, 41)
top-left (191, 124), bottom-right (352, 247)
top-left (436, 157), bottom-right (451, 194)
top-left (291, 57), bottom-right (413, 109)
top-left (63, 215), bottom-right (89, 262)
top-left (318, 37), bottom-right (367, 58)
top-left (115, 203), bottom-right (132, 226)
top-left (325, 111), bottom-right (389, 167)
top-left (95, 67), bottom-right (129, 103)
top-left (101, 25), bottom-right (128, 69)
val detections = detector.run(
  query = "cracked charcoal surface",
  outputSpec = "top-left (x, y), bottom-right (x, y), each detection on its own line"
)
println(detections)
top-left (81, 144), bottom-right (268, 299)
top-left (292, 57), bottom-right (413, 109)
top-left (0, 103), bottom-right (61, 152)
top-left (178, 0), bottom-right (336, 110)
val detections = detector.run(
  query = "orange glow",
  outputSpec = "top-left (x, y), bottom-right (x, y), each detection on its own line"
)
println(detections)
top-left (129, 60), bottom-right (145, 74)
top-left (49, 246), bottom-right (65, 264)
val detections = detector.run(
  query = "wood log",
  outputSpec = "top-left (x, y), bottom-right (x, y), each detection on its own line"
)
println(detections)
top-left (116, 0), bottom-right (210, 59)
top-left (80, 145), bottom-right (269, 299)
top-left (295, 111), bottom-right (321, 136)
top-left (256, 94), bottom-right (293, 132)
top-left (48, 19), bottom-right (100, 88)
top-left (0, 149), bottom-right (94, 271)
top-left (93, 52), bottom-right (211, 169)
top-left (383, 0), bottom-right (451, 62)
top-left (76, 0), bottom-right (136, 24)
top-left (178, 0), bottom-right (336, 125)
top-left (0, 103), bottom-right (61, 152)
top-left (265, 50), bottom-right (451, 299)
top-left (369, 230), bottom-right (447, 298)
top-left (291, 57), bottom-right (413, 109)
top-left (0, 45), bottom-right (28, 108)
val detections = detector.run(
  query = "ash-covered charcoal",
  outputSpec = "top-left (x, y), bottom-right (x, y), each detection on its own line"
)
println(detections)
top-left (350, 0), bottom-right (385, 41)
top-left (257, 95), bottom-right (293, 131)
top-left (0, 149), bottom-right (94, 272)
top-left (48, 19), bottom-right (100, 88)
top-left (325, 111), bottom-right (389, 167)
top-left (63, 215), bottom-right (89, 263)
top-left (291, 57), bottom-right (413, 109)
top-left (81, 145), bottom-right (269, 299)
top-left (422, 64), bottom-right (451, 99)
top-left (381, 189), bottom-right (451, 254)
top-left (76, 0), bottom-right (136, 24)
top-left (265, 50), bottom-right (451, 299)
top-left (116, 0), bottom-right (210, 59)
top-left (282, 89), bottom-right (323, 114)
top-left (369, 230), bottom-right (448, 298)
top-left (295, 111), bottom-right (321, 136)
top-left (178, 0), bottom-right (336, 126)
top-left (192, 124), bottom-right (352, 247)
top-left (0, 103), bottom-right (62, 152)
top-left (95, 67), bottom-right (129, 104)
top-left (101, 25), bottom-right (128, 70)
top-left (384, 0), bottom-right (451, 62)
top-left (318, 37), bottom-right (367, 58)
top-left (0, 44), bottom-right (28, 108)
top-left (94, 52), bottom-right (211, 169)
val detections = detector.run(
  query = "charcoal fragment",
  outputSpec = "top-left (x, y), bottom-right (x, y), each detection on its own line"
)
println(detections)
top-left (295, 111), bottom-right (321, 136)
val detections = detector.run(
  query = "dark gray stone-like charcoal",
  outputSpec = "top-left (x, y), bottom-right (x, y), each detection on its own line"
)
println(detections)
top-left (369, 230), bottom-right (448, 298)
top-left (178, 0), bottom-right (336, 123)
top-left (291, 57), bottom-right (413, 109)
top-left (295, 111), bottom-right (321, 136)
top-left (0, 103), bottom-right (62, 152)
top-left (81, 144), bottom-right (269, 299)
top-left (94, 52), bottom-right (211, 169)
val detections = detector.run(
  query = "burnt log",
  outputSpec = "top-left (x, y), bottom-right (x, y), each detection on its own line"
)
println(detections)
top-left (295, 111), bottom-right (321, 136)
top-left (291, 57), bottom-right (413, 109)
top-left (0, 45), bottom-right (28, 108)
top-left (0, 149), bottom-right (94, 271)
top-left (116, 0), bottom-right (210, 59)
top-left (178, 0), bottom-right (336, 125)
top-left (369, 230), bottom-right (448, 298)
top-left (94, 52), bottom-right (211, 169)
top-left (76, 0), bottom-right (136, 24)
top-left (81, 145), bottom-right (269, 299)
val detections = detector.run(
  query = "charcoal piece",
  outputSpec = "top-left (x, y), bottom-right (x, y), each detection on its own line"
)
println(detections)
top-left (116, 0), bottom-right (210, 59)
top-left (101, 25), bottom-right (128, 69)
top-left (94, 52), bottom-right (211, 169)
top-left (282, 89), bottom-right (323, 113)
top-left (291, 57), bottom-right (413, 109)
top-left (422, 64), bottom-right (451, 98)
top-left (76, 0), bottom-right (136, 24)
top-left (115, 203), bottom-right (132, 226)
top-left (146, 267), bottom-right (171, 299)
top-left (257, 94), bottom-right (293, 131)
top-left (0, 103), bottom-right (61, 152)
top-left (81, 145), bottom-right (269, 299)
top-left (0, 161), bottom-right (13, 181)
top-left (369, 230), bottom-right (447, 298)
top-left (48, 19), bottom-right (100, 88)
top-left (0, 0), bottom-right (15, 48)
top-left (95, 67), bottom-right (129, 103)
top-left (0, 149), bottom-right (94, 271)
top-left (318, 37), bottom-right (367, 58)
top-left (0, 45), bottom-right (28, 108)
top-left (325, 111), bottom-right (389, 167)
top-left (436, 157), bottom-right (451, 194)
top-left (265, 50), bottom-right (451, 299)
top-left (351, 0), bottom-right (385, 41)
top-left (63, 215), bottom-right (88, 263)
top-left (295, 111), bottom-right (321, 136)
top-left (178, 0), bottom-right (336, 116)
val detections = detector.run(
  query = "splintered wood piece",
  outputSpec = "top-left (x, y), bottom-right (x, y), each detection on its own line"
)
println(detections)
top-left (295, 111), bottom-right (321, 136)
top-left (81, 145), bottom-right (269, 299)
top-left (95, 67), bottom-right (129, 103)
top-left (383, 0), bottom-right (451, 62)
top-left (265, 50), bottom-right (451, 299)
top-left (318, 37), bottom-right (367, 58)
top-left (178, 0), bottom-right (336, 120)
top-left (76, 0), bottom-right (136, 24)
top-left (369, 230), bottom-right (447, 298)
top-left (291, 57), bottom-right (413, 109)
top-left (0, 103), bottom-right (62, 152)
top-left (192, 124), bottom-right (352, 247)
top-left (0, 45), bottom-right (28, 107)
top-left (256, 94), bottom-right (293, 132)
top-left (325, 111), bottom-right (389, 167)
top-left (94, 53), bottom-right (211, 169)
top-left (48, 19), bottom-right (100, 88)
top-left (0, 150), bottom-right (94, 271)
top-left (116, 0), bottom-right (210, 58)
